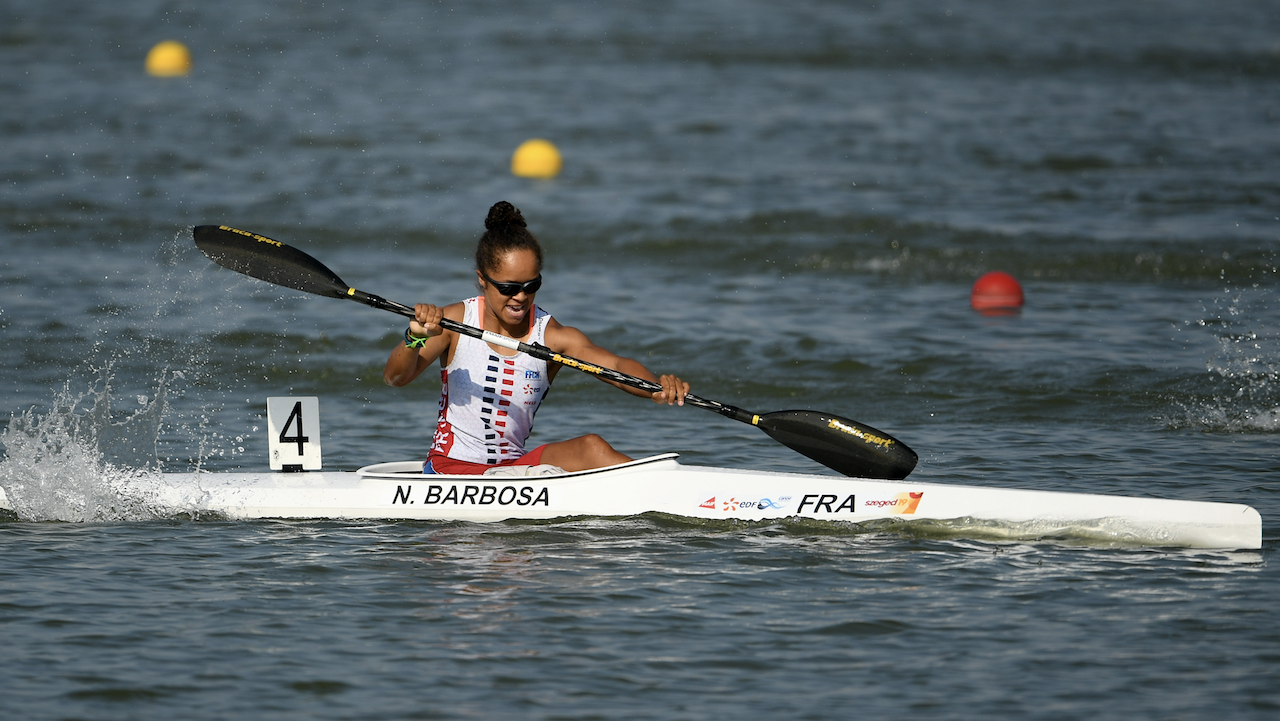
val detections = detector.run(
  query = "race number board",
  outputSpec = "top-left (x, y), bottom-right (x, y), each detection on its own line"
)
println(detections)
top-left (267, 397), bottom-right (322, 471)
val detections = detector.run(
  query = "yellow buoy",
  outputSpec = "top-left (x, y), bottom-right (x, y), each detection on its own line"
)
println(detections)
top-left (511, 139), bottom-right (562, 179)
top-left (146, 41), bottom-right (192, 77)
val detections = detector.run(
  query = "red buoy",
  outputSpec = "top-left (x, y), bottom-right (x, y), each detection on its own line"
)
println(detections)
top-left (971, 271), bottom-right (1024, 313)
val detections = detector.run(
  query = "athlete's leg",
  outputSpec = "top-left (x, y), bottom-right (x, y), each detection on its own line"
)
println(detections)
top-left (537, 434), bottom-right (631, 472)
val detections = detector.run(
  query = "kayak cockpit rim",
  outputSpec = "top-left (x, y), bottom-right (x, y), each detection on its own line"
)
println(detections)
top-left (356, 453), bottom-right (683, 479)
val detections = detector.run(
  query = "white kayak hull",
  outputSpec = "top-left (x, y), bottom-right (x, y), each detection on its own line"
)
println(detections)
top-left (0, 454), bottom-right (1262, 549)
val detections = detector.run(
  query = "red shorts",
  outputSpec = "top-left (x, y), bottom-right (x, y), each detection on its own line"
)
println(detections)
top-left (424, 445), bottom-right (549, 475)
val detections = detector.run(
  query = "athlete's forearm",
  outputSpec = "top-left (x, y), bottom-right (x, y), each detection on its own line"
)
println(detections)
top-left (607, 356), bottom-right (660, 398)
top-left (383, 343), bottom-right (427, 387)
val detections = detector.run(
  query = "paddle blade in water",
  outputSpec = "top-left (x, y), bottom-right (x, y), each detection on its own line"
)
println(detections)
top-left (755, 410), bottom-right (918, 480)
top-left (193, 225), bottom-right (351, 299)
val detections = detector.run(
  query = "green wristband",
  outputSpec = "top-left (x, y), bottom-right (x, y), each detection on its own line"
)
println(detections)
top-left (404, 327), bottom-right (431, 349)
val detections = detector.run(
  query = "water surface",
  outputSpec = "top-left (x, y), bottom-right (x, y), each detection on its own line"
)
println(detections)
top-left (2, 1), bottom-right (1278, 718)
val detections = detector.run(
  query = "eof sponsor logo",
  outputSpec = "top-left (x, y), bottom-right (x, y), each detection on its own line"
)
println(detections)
top-left (522, 384), bottom-right (541, 406)
top-left (391, 484), bottom-right (550, 507)
top-left (864, 492), bottom-right (924, 515)
top-left (699, 496), bottom-right (793, 512)
top-left (717, 496), bottom-right (793, 512)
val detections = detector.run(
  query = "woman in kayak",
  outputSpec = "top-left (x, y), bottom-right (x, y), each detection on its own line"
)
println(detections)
top-left (383, 201), bottom-right (690, 474)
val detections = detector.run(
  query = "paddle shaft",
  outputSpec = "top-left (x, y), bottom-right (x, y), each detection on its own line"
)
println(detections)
top-left (354, 288), bottom-right (756, 424)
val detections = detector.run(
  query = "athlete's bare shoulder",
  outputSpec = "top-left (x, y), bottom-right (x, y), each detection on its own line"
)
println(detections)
top-left (543, 316), bottom-right (592, 352)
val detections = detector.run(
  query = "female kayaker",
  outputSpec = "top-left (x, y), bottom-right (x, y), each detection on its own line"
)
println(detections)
top-left (383, 201), bottom-right (690, 474)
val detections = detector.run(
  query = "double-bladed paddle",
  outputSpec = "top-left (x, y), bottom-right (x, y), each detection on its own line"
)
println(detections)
top-left (192, 224), bottom-right (919, 479)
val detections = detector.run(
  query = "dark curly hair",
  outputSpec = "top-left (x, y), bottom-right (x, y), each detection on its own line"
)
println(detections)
top-left (476, 201), bottom-right (544, 275)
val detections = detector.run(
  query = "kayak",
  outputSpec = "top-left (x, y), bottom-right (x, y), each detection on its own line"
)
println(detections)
top-left (143, 231), bottom-right (1259, 549)
top-left (1, 453), bottom-right (1259, 549)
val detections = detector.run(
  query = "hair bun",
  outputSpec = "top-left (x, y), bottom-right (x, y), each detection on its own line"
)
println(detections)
top-left (484, 201), bottom-right (527, 232)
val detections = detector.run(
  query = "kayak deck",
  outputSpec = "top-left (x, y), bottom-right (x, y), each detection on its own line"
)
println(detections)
top-left (2, 454), bottom-right (1256, 549)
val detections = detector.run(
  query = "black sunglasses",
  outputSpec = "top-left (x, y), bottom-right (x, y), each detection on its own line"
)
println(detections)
top-left (481, 271), bottom-right (542, 297)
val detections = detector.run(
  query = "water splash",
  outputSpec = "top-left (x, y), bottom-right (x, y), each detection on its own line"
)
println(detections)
top-left (1164, 284), bottom-right (1280, 432)
top-left (0, 372), bottom-right (208, 522)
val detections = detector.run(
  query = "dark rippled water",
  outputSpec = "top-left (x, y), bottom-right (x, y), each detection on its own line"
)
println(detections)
top-left (2, 1), bottom-right (1279, 718)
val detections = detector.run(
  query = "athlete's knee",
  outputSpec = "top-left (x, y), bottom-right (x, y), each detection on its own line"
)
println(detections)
top-left (579, 434), bottom-right (613, 455)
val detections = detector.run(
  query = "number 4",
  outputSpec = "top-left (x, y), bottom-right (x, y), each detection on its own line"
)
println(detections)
top-left (280, 401), bottom-right (310, 455)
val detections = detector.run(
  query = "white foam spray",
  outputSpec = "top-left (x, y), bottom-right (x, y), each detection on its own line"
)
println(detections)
top-left (1167, 283), bottom-right (1280, 432)
top-left (0, 372), bottom-right (209, 522)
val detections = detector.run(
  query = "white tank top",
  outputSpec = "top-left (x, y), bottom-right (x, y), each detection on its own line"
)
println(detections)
top-left (429, 296), bottom-right (552, 464)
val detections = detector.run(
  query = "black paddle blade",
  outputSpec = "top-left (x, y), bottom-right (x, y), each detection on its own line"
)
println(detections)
top-left (193, 225), bottom-right (351, 299)
top-left (755, 410), bottom-right (918, 480)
